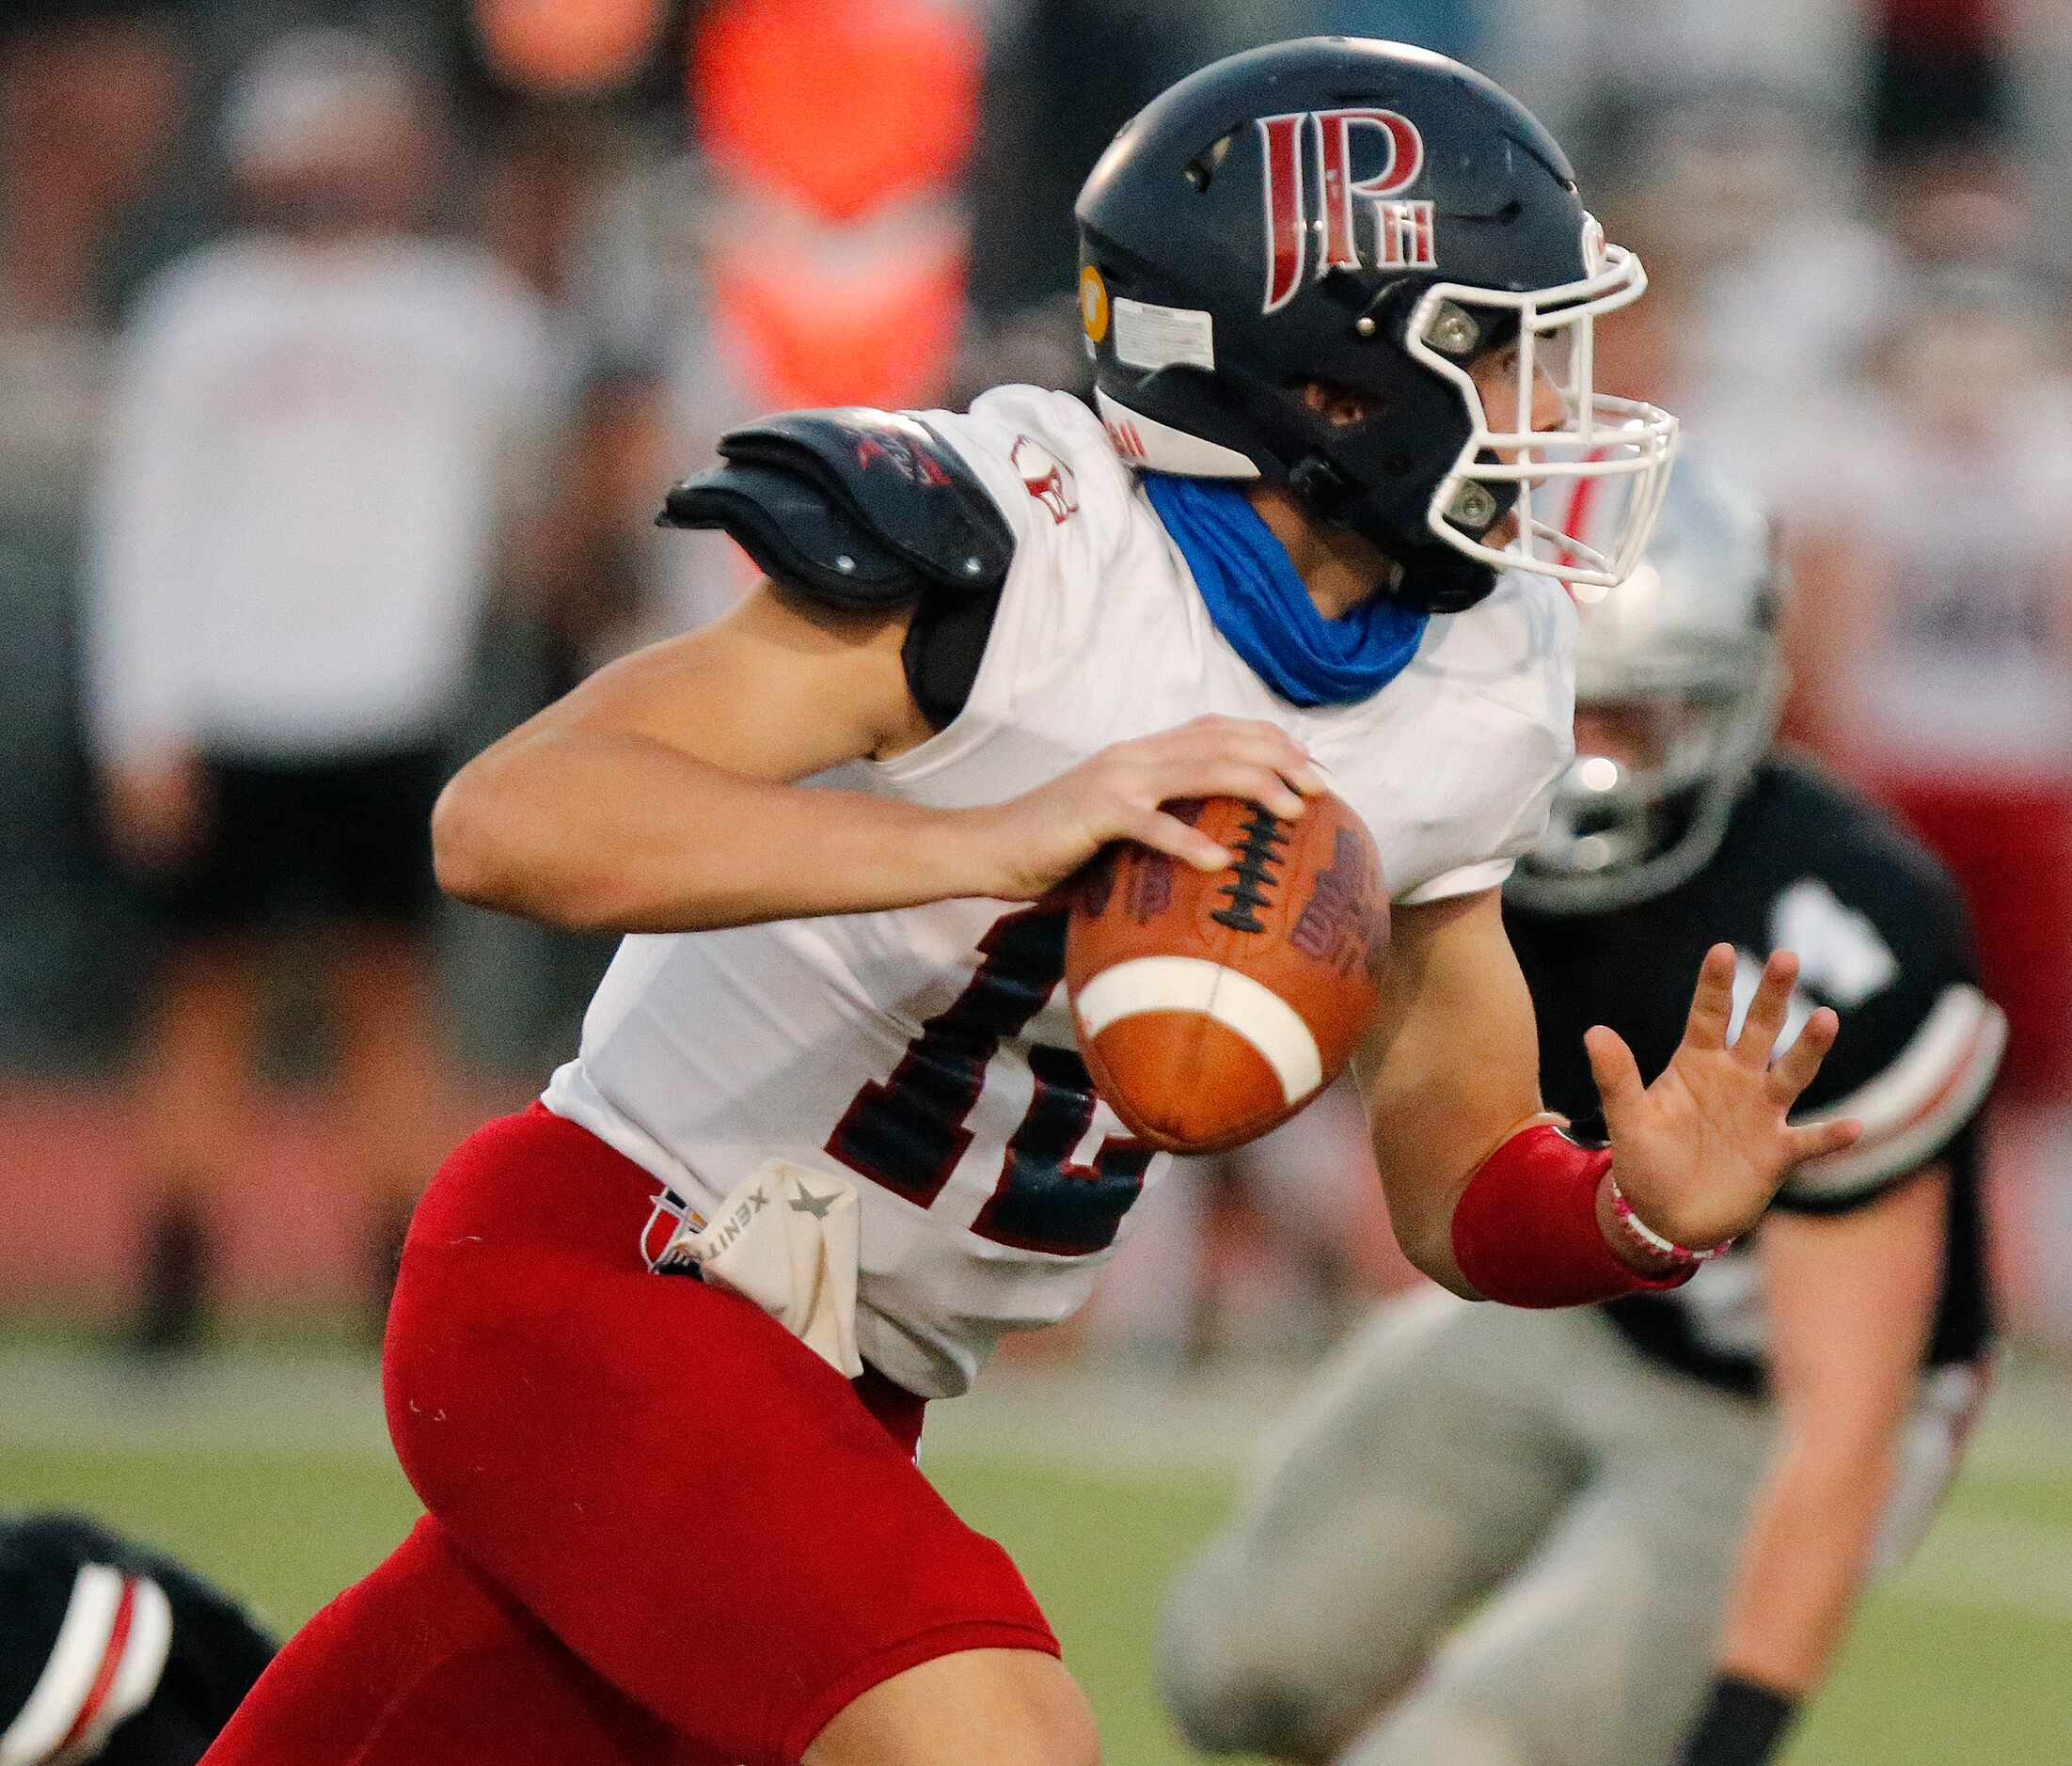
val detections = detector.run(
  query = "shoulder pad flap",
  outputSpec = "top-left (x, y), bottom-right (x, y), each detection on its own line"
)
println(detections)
top-left (657, 408), bottom-right (1013, 607)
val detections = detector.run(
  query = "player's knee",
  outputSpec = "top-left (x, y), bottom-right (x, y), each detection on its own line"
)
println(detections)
top-left (1155, 1549), bottom-right (1341, 1759)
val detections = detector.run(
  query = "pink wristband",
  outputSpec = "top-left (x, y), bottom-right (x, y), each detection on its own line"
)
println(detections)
top-left (1607, 1175), bottom-right (1736, 1271)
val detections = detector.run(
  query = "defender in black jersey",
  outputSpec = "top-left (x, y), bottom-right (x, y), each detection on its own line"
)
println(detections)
top-left (1522, 758), bottom-right (1997, 1396)
top-left (0, 1513), bottom-right (276, 1765)
top-left (1157, 462), bottom-right (2005, 1766)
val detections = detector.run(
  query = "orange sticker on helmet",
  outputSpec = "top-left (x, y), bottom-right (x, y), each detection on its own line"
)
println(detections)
top-left (1080, 266), bottom-right (1110, 343)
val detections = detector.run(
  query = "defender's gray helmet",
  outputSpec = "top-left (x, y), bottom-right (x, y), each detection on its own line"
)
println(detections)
top-left (1508, 459), bottom-right (1782, 914)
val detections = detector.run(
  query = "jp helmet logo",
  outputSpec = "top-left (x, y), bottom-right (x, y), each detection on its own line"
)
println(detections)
top-left (1257, 108), bottom-right (1434, 313)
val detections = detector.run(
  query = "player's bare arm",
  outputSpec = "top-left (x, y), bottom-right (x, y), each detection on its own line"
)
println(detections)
top-left (433, 577), bottom-right (1321, 934)
top-left (1352, 887), bottom-right (1543, 1286)
top-left (1711, 1170), bottom-right (1948, 1695)
top-left (1355, 889), bottom-right (1861, 1294)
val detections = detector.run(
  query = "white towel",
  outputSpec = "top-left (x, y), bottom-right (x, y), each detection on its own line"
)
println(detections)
top-left (656, 1161), bottom-right (863, 1377)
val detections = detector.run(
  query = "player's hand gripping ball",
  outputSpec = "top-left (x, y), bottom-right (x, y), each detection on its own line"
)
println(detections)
top-left (1066, 794), bottom-right (1388, 1153)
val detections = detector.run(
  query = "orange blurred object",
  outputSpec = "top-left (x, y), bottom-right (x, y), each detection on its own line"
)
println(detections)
top-left (474, 0), bottom-right (667, 96)
top-left (708, 237), bottom-right (968, 411)
top-left (693, 0), bottom-right (982, 221)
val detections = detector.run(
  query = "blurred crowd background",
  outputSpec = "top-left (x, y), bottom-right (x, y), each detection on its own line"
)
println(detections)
top-left (2, 0), bottom-right (2069, 1359)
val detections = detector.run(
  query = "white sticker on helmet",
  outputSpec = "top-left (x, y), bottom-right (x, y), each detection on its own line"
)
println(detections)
top-left (1113, 297), bottom-right (1216, 372)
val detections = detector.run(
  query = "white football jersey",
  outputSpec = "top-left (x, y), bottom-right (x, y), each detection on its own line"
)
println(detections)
top-left (545, 386), bottom-right (1575, 1396)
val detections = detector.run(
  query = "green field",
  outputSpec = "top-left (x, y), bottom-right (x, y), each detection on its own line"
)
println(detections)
top-left (5, 1348), bottom-right (2070, 1763)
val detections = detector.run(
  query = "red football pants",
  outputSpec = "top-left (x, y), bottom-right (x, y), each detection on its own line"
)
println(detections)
top-left (201, 1105), bottom-right (1057, 1766)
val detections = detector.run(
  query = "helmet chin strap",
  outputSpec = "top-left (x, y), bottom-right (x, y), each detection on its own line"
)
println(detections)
top-left (1376, 536), bottom-right (1499, 615)
top-left (1284, 448), bottom-right (1503, 616)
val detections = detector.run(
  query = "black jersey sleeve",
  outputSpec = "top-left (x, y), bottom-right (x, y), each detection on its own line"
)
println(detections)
top-left (1763, 765), bottom-right (2006, 1214)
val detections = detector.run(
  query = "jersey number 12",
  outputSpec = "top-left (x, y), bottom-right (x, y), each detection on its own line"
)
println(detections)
top-left (824, 903), bottom-right (1154, 1255)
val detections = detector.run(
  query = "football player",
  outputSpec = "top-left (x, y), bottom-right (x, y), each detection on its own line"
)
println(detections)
top-left (1158, 462), bottom-right (2003, 1766)
top-left (199, 40), bottom-right (1858, 1766)
top-left (0, 1512), bottom-right (276, 1766)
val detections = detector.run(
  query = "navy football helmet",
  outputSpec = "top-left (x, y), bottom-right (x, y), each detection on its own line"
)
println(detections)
top-left (1076, 38), bottom-right (1676, 612)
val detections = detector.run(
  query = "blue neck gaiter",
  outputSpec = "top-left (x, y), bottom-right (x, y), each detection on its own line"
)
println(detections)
top-left (1142, 473), bottom-right (1428, 708)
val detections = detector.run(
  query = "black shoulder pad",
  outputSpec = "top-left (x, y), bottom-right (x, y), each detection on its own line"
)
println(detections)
top-left (656, 408), bottom-right (1014, 608)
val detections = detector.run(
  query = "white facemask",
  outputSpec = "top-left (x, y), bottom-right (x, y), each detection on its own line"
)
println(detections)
top-left (1405, 229), bottom-right (1679, 590)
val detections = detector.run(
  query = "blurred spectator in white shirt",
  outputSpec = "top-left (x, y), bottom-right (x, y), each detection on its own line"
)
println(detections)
top-left (1482, 0), bottom-right (1874, 147)
top-left (1568, 81), bottom-right (1906, 510)
top-left (1793, 269), bottom-right (2072, 785)
top-left (83, 27), bottom-right (565, 1354)
top-left (1783, 265), bottom-right (2072, 1337)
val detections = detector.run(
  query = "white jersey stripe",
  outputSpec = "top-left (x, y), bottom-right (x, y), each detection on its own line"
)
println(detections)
top-left (0, 1564), bottom-right (174, 1766)
top-left (1074, 956), bottom-right (1324, 1105)
top-left (91, 1578), bottom-right (174, 1759)
top-left (1788, 985), bottom-right (2006, 1202)
top-left (0, 1565), bottom-right (123, 1766)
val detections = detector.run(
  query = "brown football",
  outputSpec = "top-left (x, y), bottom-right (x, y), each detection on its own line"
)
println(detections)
top-left (1065, 793), bottom-right (1388, 1154)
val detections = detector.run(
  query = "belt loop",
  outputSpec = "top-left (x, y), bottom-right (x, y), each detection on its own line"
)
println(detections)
top-left (639, 1185), bottom-right (696, 1272)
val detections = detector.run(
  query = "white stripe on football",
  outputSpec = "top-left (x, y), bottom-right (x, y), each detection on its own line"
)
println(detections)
top-left (1072, 955), bottom-right (1323, 1106)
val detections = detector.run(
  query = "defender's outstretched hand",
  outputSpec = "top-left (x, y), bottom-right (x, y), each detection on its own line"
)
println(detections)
top-left (1586, 945), bottom-right (1862, 1253)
